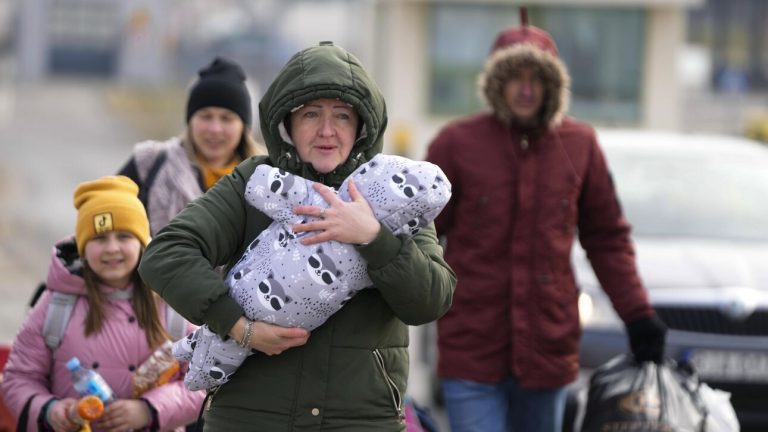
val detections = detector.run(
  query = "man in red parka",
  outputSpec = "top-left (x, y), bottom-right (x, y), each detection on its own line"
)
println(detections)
top-left (424, 18), bottom-right (667, 432)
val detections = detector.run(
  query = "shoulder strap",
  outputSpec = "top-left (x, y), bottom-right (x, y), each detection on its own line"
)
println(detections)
top-left (43, 292), bottom-right (188, 350)
top-left (138, 151), bottom-right (168, 206)
top-left (42, 292), bottom-right (77, 350)
top-left (165, 304), bottom-right (187, 342)
top-left (132, 139), bottom-right (176, 202)
top-left (133, 140), bottom-right (174, 181)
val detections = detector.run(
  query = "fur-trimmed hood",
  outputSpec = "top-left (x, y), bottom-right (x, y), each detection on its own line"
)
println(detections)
top-left (478, 26), bottom-right (571, 130)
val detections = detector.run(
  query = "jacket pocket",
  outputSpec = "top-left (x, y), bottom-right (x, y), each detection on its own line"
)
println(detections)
top-left (373, 349), bottom-right (404, 420)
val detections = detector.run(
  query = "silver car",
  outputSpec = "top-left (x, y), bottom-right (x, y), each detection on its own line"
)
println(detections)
top-left (571, 129), bottom-right (768, 430)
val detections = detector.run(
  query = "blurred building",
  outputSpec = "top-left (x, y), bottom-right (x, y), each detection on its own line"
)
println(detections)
top-left (372, 0), bottom-right (701, 158)
top-left (14, 0), bottom-right (374, 87)
top-left (17, 0), bottom-right (159, 80)
top-left (14, 0), bottom-right (714, 157)
top-left (686, 0), bottom-right (768, 139)
top-left (689, 0), bottom-right (768, 93)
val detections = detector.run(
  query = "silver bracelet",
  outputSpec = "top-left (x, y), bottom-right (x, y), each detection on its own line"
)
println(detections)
top-left (238, 319), bottom-right (254, 348)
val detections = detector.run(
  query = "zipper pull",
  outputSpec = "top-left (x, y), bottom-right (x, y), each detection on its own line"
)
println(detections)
top-left (205, 386), bottom-right (221, 411)
top-left (520, 134), bottom-right (529, 151)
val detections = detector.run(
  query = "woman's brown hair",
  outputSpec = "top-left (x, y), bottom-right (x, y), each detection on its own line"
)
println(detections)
top-left (184, 126), bottom-right (266, 163)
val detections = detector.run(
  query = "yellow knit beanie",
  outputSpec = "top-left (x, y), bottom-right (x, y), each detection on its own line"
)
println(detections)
top-left (73, 175), bottom-right (150, 256)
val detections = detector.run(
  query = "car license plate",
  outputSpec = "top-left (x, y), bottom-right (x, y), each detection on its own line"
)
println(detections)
top-left (689, 349), bottom-right (768, 382)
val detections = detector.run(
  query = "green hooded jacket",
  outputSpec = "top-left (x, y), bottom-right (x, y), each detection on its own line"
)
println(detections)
top-left (139, 42), bottom-right (456, 431)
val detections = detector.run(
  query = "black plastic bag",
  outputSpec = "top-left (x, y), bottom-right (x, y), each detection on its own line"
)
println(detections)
top-left (581, 354), bottom-right (705, 432)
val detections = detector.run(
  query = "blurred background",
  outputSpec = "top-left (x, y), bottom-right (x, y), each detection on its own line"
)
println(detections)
top-left (2, 0), bottom-right (768, 426)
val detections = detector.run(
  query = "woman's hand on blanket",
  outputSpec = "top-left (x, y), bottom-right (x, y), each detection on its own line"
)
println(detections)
top-left (250, 321), bottom-right (310, 355)
top-left (292, 179), bottom-right (380, 246)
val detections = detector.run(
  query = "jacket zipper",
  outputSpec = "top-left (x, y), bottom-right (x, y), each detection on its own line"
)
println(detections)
top-left (372, 349), bottom-right (404, 420)
top-left (205, 385), bottom-right (222, 412)
top-left (508, 131), bottom-right (523, 377)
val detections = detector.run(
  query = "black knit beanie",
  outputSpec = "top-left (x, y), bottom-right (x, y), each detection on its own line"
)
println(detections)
top-left (186, 57), bottom-right (252, 127)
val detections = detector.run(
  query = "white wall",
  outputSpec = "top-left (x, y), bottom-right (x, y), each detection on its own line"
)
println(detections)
top-left (642, 7), bottom-right (686, 130)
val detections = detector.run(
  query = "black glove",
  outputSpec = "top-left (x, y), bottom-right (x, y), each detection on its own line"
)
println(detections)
top-left (626, 314), bottom-right (667, 363)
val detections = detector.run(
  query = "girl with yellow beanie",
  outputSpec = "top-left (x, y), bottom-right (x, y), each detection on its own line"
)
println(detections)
top-left (1, 176), bottom-right (203, 432)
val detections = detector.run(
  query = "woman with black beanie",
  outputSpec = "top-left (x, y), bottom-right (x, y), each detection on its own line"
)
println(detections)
top-left (118, 56), bottom-right (263, 236)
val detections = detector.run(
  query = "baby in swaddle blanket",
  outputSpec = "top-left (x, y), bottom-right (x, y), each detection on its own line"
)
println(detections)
top-left (173, 154), bottom-right (452, 390)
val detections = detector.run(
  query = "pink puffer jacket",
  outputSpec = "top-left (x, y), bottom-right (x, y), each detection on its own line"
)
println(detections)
top-left (0, 238), bottom-right (204, 431)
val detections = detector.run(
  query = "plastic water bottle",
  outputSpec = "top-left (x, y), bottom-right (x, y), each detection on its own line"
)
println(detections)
top-left (66, 357), bottom-right (115, 404)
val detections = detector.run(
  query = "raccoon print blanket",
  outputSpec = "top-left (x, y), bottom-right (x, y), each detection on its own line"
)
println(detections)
top-left (174, 153), bottom-right (452, 390)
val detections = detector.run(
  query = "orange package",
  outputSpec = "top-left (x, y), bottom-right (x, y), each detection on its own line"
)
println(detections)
top-left (132, 340), bottom-right (180, 398)
top-left (75, 395), bottom-right (104, 420)
top-left (68, 395), bottom-right (104, 432)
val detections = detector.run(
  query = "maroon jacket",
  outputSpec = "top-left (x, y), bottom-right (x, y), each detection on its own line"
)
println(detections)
top-left (425, 25), bottom-right (652, 389)
top-left (427, 113), bottom-right (652, 389)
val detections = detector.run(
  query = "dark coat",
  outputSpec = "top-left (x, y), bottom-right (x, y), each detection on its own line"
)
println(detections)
top-left (139, 42), bottom-right (456, 430)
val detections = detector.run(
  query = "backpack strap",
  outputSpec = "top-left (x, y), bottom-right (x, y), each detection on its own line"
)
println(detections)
top-left (138, 151), bottom-right (168, 206)
top-left (132, 139), bottom-right (173, 208)
top-left (42, 292), bottom-right (77, 350)
top-left (165, 305), bottom-right (187, 342)
top-left (43, 292), bottom-right (189, 350)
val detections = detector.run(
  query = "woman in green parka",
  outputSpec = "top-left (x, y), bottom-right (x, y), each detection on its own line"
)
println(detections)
top-left (138, 41), bottom-right (456, 431)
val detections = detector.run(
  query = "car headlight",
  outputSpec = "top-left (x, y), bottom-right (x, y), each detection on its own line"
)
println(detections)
top-left (578, 292), bottom-right (594, 326)
top-left (579, 290), bottom-right (622, 329)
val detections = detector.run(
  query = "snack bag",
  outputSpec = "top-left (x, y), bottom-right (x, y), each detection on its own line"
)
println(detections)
top-left (132, 340), bottom-right (181, 397)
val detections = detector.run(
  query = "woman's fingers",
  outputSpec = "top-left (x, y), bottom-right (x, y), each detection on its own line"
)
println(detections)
top-left (291, 178), bottom-right (379, 245)
top-left (251, 322), bottom-right (310, 355)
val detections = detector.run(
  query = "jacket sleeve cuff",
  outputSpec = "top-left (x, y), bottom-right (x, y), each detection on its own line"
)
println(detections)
top-left (203, 294), bottom-right (244, 339)
top-left (140, 398), bottom-right (160, 431)
top-left (36, 397), bottom-right (56, 432)
top-left (356, 225), bottom-right (402, 269)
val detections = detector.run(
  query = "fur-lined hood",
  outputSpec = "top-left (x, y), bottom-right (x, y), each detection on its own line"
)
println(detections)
top-left (478, 26), bottom-right (571, 130)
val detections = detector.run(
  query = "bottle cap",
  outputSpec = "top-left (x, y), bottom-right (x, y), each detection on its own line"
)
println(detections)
top-left (66, 356), bottom-right (81, 371)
